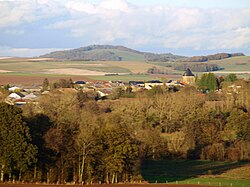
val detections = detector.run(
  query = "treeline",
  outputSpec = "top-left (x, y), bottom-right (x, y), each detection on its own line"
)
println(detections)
top-left (0, 78), bottom-right (250, 184)
top-left (144, 53), bottom-right (186, 62)
top-left (147, 66), bottom-right (172, 74)
top-left (173, 63), bottom-right (220, 72)
top-left (179, 53), bottom-right (245, 62)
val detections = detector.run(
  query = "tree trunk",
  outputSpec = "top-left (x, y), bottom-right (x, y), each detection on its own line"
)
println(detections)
top-left (1, 165), bottom-right (5, 182)
top-left (18, 171), bottom-right (22, 182)
top-left (115, 172), bottom-right (118, 183)
top-left (111, 173), bottom-right (115, 184)
top-left (106, 172), bottom-right (109, 184)
top-left (33, 165), bottom-right (37, 182)
top-left (152, 147), bottom-right (155, 160)
top-left (79, 148), bottom-right (86, 184)
top-left (47, 168), bottom-right (52, 183)
top-left (8, 172), bottom-right (11, 182)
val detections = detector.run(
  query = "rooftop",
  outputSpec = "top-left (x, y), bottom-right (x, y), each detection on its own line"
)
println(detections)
top-left (183, 68), bottom-right (195, 76)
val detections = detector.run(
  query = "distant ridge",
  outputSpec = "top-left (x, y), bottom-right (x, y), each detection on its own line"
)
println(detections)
top-left (40, 45), bottom-right (186, 62)
top-left (40, 45), bottom-right (245, 62)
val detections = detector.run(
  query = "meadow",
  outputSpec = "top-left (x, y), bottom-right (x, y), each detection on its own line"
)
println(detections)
top-left (141, 160), bottom-right (250, 187)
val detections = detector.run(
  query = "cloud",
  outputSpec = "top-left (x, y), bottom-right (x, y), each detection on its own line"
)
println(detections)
top-left (0, 46), bottom-right (69, 57)
top-left (3, 29), bottom-right (25, 35)
top-left (49, 0), bottom-right (250, 51)
top-left (0, 0), bottom-right (250, 55)
top-left (0, 0), bottom-right (66, 28)
top-left (65, 0), bottom-right (132, 14)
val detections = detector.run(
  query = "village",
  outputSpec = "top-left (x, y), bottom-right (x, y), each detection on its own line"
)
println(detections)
top-left (0, 69), bottom-right (196, 106)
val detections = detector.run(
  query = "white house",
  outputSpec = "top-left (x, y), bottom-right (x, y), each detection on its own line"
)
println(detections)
top-left (23, 93), bottom-right (37, 100)
top-left (97, 89), bottom-right (112, 97)
top-left (145, 80), bottom-right (163, 90)
top-left (8, 86), bottom-right (20, 92)
top-left (8, 92), bottom-right (24, 100)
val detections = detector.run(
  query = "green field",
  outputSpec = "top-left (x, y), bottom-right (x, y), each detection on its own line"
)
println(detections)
top-left (141, 160), bottom-right (250, 187)
top-left (111, 49), bottom-right (145, 61)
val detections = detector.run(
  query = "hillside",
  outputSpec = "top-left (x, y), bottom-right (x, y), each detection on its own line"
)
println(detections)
top-left (40, 45), bottom-right (186, 62)
top-left (179, 53), bottom-right (245, 62)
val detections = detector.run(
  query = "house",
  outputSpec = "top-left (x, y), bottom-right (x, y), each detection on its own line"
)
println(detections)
top-left (74, 81), bottom-right (86, 87)
top-left (23, 93), bottom-right (38, 100)
top-left (8, 86), bottom-right (21, 92)
top-left (182, 68), bottom-right (195, 84)
top-left (166, 80), bottom-right (185, 87)
top-left (145, 80), bottom-right (163, 89)
top-left (58, 88), bottom-right (78, 93)
top-left (8, 92), bottom-right (25, 100)
top-left (97, 89), bottom-right (113, 98)
top-left (23, 88), bottom-right (41, 92)
top-left (129, 81), bottom-right (145, 87)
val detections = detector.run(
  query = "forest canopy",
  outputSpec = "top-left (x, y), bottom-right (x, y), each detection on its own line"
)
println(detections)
top-left (0, 77), bottom-right (249, 184)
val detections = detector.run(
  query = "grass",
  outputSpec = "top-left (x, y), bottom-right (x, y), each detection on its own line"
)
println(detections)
top-left (81, 48), bottom-right (145, 61)
top-left (208, 56), bottom-right (250, 70)
top-left (112, 49), bottom-right (145, 61)
top-left (101, 61), bottom-right (157, 74)
top-left (141, 160), bottom-right (250, 187)
top-left (168, 178), bottom-right (250, 187)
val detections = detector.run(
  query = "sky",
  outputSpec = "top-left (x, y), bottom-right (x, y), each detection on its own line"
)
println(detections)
top-left (0, 0), bottom-right (250, 57)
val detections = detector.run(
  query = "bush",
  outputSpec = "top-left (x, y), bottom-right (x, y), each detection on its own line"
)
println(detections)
top-left (201, 143), bottom-right (225, 161)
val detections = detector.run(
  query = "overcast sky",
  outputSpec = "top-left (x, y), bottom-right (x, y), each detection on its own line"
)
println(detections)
top-left (0, 0), bottom-right (250, 57)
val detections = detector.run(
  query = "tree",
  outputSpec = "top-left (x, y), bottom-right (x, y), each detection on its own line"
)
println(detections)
top-left (0, 103), bottom-right (37, 182)
top-left (100, 125), bottom-right (138, 183)
top-left (110, 87), bottom-right (123, 100)
top-left (76, 111), bottom-right (99, 183)
top-left (39, 91), bottom-right (80, 183)
top-left (199, 73), bottom-right (218, 92)
top-left (68, 78), bottom-right (74, 88)
top-left (227, 109), bottom-right (250, 141)
top-left (26, 114), bottom-right (53, 182)
top-left (225, 73), bottom-right (237, 82)
top-left (42, 78), bottom-right (49, 91)
top-left (184, 108), bottom-right (227, 159)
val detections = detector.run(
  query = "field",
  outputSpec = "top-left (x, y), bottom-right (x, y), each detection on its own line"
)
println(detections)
top-left (1, 56), bottom-right (250, 85)
top-left (0, 58), bottom-right (170, 84)
top-left (141, 160), bottom-right (250, 187)
top-left (155, 56), bottom-right (250, 78)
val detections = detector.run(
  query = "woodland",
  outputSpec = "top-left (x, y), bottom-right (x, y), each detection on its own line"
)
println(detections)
top-left (0, 74), bottom-right (249, 184)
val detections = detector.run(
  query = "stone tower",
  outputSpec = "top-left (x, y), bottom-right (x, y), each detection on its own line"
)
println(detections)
top-left (182, 68), bottom-right (195, 84)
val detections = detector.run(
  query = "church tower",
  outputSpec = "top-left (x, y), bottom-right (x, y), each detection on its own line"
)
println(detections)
top-left (182, 68), bottom-right (195, 84)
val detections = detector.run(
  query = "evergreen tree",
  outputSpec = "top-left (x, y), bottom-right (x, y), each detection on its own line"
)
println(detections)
top-left (225, 73), bottom-right (238, 82)
top-left (199, 73), bottom-right (218, 92)
top-left (0, 103), bottom-right (37, 181)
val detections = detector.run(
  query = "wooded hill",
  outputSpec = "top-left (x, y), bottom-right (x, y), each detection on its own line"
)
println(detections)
top-left (40, 45), bottom-right (186, 61)
top-left (40, 45), bottom-right (245, 63)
